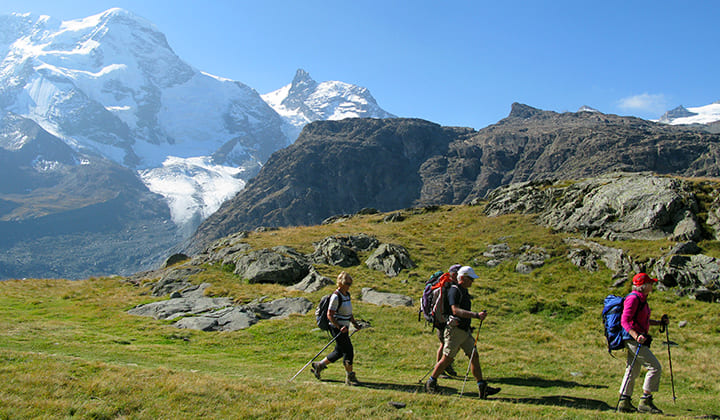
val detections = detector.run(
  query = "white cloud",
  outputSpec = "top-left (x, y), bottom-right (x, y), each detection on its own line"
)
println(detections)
top-left (617, 93), bottom-right (668, 115)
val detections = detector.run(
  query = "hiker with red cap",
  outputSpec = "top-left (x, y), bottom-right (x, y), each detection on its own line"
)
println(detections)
top-left (617, 273), bottom-right (669, 414)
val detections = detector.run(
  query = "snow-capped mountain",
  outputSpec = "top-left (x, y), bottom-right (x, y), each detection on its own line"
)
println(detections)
top-left (1, 9), bottom-right (288, 171)
top-left (0, 8), bottom-right (395, 279)
top-left (659, 101), bottom-right (720, 125)
top-left (578, 105), bottom-right (600, 113)
top-left (0, 9), bottom-right (394, 232)
top-left (262, 69), bottom-right (396, 140)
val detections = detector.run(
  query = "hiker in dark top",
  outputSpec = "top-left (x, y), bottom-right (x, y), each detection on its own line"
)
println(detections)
top-left (617, 273), bottom-right (669, 414)
top-left (434, 264), bottom-right (461, 377)
top-left (425, 266), bottom-right (500, 398)
top-left (311, 271), bottom-right (362, 386)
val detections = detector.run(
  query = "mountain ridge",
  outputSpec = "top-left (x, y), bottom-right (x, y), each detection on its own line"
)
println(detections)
top-left (186, 104), bottom-right (720, 253)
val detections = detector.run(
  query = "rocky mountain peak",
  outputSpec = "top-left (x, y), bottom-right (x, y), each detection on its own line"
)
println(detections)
top-left (659, 105), bottom-right (697, 123)
top-left (507, 102), bottom-right (547, 119)
top-left (289, 69), bottom-right (317, 91)
top-left (578, 105), bottom-right (600, 113)
top-left (283, 69), bottom-right (319, 110)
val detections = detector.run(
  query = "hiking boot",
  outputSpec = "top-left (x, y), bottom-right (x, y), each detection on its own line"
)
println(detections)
top-left (310, 362), bottom-right (325, 380)
top-left (478, 381), bottom-right (501, 399)
top-left (345, 371), bottom-right (360, 386)
top-left (638, 395), bottom-right (663, 414)
top-left (425, 378), bottom-right (439, 394)
top-left (444, 364), bottom-right (458, 377)
top-left (617, 395), bottom-right (636, 413)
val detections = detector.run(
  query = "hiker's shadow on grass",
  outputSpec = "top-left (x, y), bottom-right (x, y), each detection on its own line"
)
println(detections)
top-left (494, 395), bottom-right (614, 411)
top-left (323, 379), bottom-right (422, 394)
top-left (493, 376), bottom-right (608, 389)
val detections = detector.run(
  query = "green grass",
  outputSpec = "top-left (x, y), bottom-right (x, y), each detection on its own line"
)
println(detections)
top-left (1, 205), bottom-right (718, 419)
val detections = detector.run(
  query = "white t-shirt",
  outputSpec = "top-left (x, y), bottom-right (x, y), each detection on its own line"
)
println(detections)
top-left (329, 291), bottom-right (352, 327)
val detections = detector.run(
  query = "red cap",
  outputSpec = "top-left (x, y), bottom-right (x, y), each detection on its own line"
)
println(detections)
top-left (632, 273), bottom-right (658, 286)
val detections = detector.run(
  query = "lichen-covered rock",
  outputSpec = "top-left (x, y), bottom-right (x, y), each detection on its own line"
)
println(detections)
top-left (365, 243), bottom-right (415, 277)
top-left (360, 287), bottom-right (413, 307)
top-left (486, 173), bottom-right (703, 242)
top-left (231, 247), bottom-right (311, 285)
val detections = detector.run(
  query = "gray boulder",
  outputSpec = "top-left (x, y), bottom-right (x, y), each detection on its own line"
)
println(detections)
top-left (151, 267), bottom-right (204, 296)
top-left (365, 243), bottom-right (415, 277)
top-left (231, 247), bottom-right (311, 285)
top-left (667, 241), bottom-right (702, 256)
top-left (652, 254), bottom-right (720, 302)
top-left (310, 238), bottom-right (359, 267)
top-left (287, 268), bottom-right (334, 293)
top-left (128, 283), bottom-right (233, 320)
top-left (245, 296), bottom-right (314, 319)
top-left (309, 234), bottom-right (380, 267)
top-left (516, 245), bottom-right (550, 274)
top-left (173, 306), bottom-right (261, 332)
top-left (128, 282), bottom-right (313, 331)
top-left (483, 243), bottom-right (515, 267)
top-left (564, 238), bottom-right (635, 280)
top-left (360, 287), bottom-right (413, 307)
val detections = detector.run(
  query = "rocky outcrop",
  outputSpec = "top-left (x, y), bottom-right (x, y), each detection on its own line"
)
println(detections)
top-left (486, 172), bottom-right (703, 241)
top-left (564, 238), bottom-right (637, 283)
top-left (478, 242), bottom-right (550, 274)
top-left (187, 106), bottom-right (720, 254)
top-left (365, 243), bottom-right (416, 277)
top-left (652, 254), bottom-right (720, 302)
top-left (286, 268), bottom-right (334, 293)
top-left (309, 234), bottom-right (380, 267)
top-left (128, 283), bottom-right (313, 331)
top-left (516, 246), bottom-right (551, 274)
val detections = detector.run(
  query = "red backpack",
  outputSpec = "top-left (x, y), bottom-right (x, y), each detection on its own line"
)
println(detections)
top-left (419, 271), bottom-right (455, 329)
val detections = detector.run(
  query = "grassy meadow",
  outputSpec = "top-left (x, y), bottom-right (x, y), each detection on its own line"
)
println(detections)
top-left (1, 205), bottom-right (719, 419)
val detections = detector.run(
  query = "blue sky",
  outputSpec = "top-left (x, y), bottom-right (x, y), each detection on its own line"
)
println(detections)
top-left (2, 1), bottom-right (718, 129)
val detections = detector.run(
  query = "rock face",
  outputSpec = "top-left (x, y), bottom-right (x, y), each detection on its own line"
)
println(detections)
top-left (485, 172), bottom-right (703, 241)
top-left (481, 173), bottom-right (719, 301)
top-left (187, 105), bottom-right (720, 254)
top-left (187, 118), bottom-right (473, 252)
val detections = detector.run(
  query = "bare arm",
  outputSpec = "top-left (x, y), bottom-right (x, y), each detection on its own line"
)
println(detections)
top-left (451, 305), bottom-right (487, 320)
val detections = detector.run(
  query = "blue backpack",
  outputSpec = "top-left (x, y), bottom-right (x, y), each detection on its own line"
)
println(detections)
top-left (602, 293), bottom-right (645, 354)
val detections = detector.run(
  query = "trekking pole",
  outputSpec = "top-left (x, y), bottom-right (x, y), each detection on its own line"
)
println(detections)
top-left (418, 363), bottom-right (435, 384)
top-left (288, 331), bottom-right (342, 382)
top-left (616, 343), bottom-right (642, 411)
top-left (459, 319), bottom-right (483, 397)
top-left (661, 319), bottom-right (677, 403)
top-left (288, 327), bottom-right (363, 382)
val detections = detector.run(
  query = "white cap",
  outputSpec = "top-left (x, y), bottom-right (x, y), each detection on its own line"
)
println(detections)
top-left (457, 266), bottom-right (479, 279)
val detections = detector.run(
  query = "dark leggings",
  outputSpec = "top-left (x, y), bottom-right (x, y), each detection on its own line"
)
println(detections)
top-left (326, 326), bottom-right (354, 365)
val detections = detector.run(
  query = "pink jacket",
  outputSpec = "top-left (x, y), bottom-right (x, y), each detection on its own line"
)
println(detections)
top-left (621, 291), bottom-right (651, 335)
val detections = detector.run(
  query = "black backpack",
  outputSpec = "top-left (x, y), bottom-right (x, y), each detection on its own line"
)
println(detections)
top-left (315, 290), bottom-right (338, 331)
